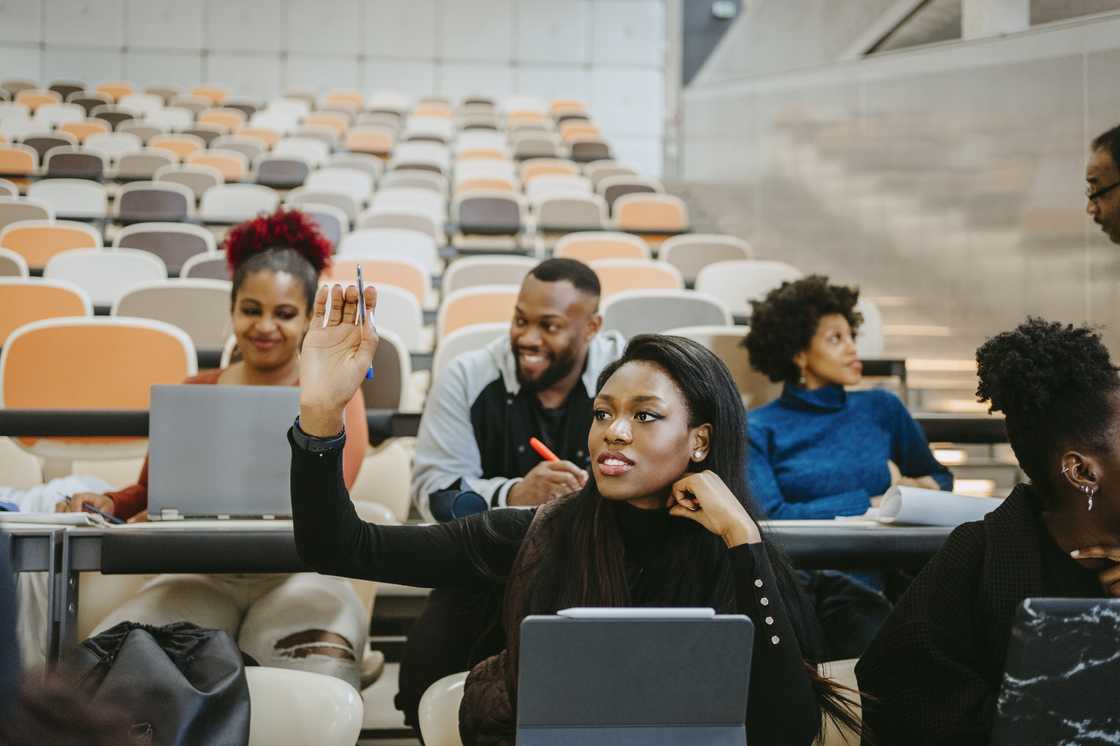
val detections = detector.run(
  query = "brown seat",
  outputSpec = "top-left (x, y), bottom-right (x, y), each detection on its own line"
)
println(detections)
top-left (144, 85), bottom-right (180, 104)
top-left (603, 180), bottom-right (658, 209)
top-left (21, 135), bottom-right (76, 163)
top-left (49, 81), bottom-right (85, 101)
top-left (116, 182), bottom-right (194, 223)
top-left (180, 126), bottom-right (226, 147)
top-left (455, 193), bottom-right (521, 235)
top-left (115, 223), bottom-right (216, 275)
top-left (180, 254), bottom-right (230, 281)
top-left (570, 139), bottom-right (612, 164)
top-left (255, 157), bottom-right (311, 189)
top-left (43, 149), bottom-right (106, 180)
top-left (66, 93), bottom-right (112, 116)
top-left (91, 106), bottom-right (137, 131)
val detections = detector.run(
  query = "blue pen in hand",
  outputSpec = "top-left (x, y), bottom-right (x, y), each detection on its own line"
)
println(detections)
top-left (356, 265), bottom-right (375, 380)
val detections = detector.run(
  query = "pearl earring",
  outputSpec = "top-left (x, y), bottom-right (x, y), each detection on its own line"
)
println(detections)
top-left (693, 450), bottom-right (705, 461)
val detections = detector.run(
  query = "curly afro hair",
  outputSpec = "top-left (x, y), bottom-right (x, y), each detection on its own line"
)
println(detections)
top-left (743, 275), bottom-right (862, 384)
top-left (223, 208), bottom-right (333, 312)
top-left (976, 317), bottom-right (1120, 493)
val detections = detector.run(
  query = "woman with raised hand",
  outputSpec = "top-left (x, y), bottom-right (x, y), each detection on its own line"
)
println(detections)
top-left (60, 209), bottom-right (370, 689)
top-left (292, 282), bottom-right (860, 745)
top-left (857, 318), bottom-right (1117, 744)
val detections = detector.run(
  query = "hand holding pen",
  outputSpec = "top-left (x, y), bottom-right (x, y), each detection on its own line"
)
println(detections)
top-left (506, 437), bottom-right (589, 507)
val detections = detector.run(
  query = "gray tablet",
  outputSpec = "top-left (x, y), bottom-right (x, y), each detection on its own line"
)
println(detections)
top-left (148, 384), bottom-right (299, 520)
top-left (517, 610), bottom-right (753, 745)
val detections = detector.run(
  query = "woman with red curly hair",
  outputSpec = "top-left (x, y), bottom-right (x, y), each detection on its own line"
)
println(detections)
top-left (58, 209), bottom-right (371, 689)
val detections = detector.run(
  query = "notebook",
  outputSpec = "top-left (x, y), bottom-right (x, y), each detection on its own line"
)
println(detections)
top-left (147, 384), bottom-right (299, 520)
top-left (517, 610), bottom-right (753, 745)
top-left (990, 597), bottom-right (1120, 745)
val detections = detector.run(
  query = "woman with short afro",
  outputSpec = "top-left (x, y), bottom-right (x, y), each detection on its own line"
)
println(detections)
top-left (857, 318), bottom-right (1118, 743)
top-left (743, 275), bottom-right (951, 522)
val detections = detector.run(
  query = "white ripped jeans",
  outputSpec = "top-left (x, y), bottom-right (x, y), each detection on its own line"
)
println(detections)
top-left (93, 572), bottom-right (366, 690)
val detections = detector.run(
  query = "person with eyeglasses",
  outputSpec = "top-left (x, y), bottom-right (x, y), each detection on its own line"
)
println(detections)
top-left (1087, 124), bottom-right (1120, 244)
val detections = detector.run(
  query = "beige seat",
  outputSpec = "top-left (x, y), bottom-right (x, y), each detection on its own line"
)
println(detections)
top-left (817, 658), bottom-right (861, 746)
top-left (155, 164), bottom-right (224, 201)
top-left (664, 325), bottom-right (781, 409)
top-left (245, 667), bottom-right (364, 746)
top-left (601, 289), bottom-right (732, 339)
top-left (660, 234), bottom-right (753, 283)
top-left (441, 255), bottom-right (536, 296)
top-left (0, 197), bottom-right (53, 232)
top-left (116, 148), bottom-right (177, 180)
top-left (112, 279), bottom-right (232, 351)
top-left (114, 223), bottom-right (216, 276)
top-left (0, 247), bottom-right (28, 277)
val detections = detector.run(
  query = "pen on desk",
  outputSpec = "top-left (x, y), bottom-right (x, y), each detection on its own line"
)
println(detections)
top-left (355, 265), bottom-right (374, 380)
top-left (529, 437), bottom-right (559, 462)
top-left (81, 502), bottom-right (124, 525)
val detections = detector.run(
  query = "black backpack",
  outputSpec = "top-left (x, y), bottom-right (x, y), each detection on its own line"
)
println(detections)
top-left (68, 622), bottom-right (251, 746)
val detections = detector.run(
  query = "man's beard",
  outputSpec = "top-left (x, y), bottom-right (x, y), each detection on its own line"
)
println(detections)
top-left (515, 344), bottom-right (580, 393)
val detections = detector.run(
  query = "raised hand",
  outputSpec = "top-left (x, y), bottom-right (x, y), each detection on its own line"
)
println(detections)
top-left (299, 283), bottom-right (378, 437)
top-left (667, 470), bottom-right (762, 548)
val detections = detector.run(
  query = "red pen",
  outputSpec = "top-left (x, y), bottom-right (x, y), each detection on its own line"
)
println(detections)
top-left (529, 437), bottom-right (558, 462)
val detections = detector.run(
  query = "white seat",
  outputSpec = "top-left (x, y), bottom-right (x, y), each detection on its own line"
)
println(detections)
top-left (532, 193), bottom-right (608, 232)
top-left (27, 179), bottom-right (108, 219)
top-left (245, 667), bottom-right (363, 746)
top-left (454, 131), bottom-right (506, 152)
top-left (380, 170), bottom-right (447, 195)
top-left (32, 103), bottom-right (83, 129)
top-left (249, 109), bottom-right (299, 134)
top-left (273, 137), bottom-right (329, 167)
top-left (417, 671), bottom-right (468, 746)
top-left (304, 167), bottom-right (375, 204)
top-left (441, 255), bottom-right (536, 296)
top-left (694, 259), bottom-right (803, 319)
top-left (85, 132), bottom-right (143, 161)
top-left (199, 184), bottom-right (280, 223)
top-left (431, 322), bottom-right (508, 383)
top-left (367, 283), bottom-right (424, 350)
top-left (525, 175), bottom-right (592, 201)
top-left (145, 106), bottom-right (193, 130)
top-left (285, 188), bottom-right (361, 225)
top-left (339, 228), bottom-right (440, 274)
top-left (356, 208), bottom-right (443, 245)
top-left (369, 187), bottom-right (446, 224)
top-left (0, 114), bottom-right (35, 140)
top-left (403, 116), bottom-right (454, 143)
top-left (389, 142), bottom-right (450, 174)
top-left (856, 298), bottom-right (884, 358)
top-left (601, 289), bottom-right (732, 339)
top-left (265, 98), bottom-right (312, 119)
top-left (455, 159), bottom-right (517, 185)
top-left (118, 94), bottom-right (164, 117)
top-left (44, 248), bottom-right (168, 306)
top-left (328, 153), bottom-right (383, 183)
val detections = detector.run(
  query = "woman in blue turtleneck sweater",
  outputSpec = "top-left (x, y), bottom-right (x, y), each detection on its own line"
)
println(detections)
top-left (743, 276), bottom-right (952, 520)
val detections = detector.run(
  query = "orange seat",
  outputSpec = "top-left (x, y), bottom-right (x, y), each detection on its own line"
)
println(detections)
top-left (457, 148), bottom-right (506, 161)
top-left (550, 99), bottom-right (587, 116)
top-left (323, 91), bottom-right (365, 110)
top-left (520, 159), bottom-right (579, 184)
top-left (325, 258), bottom-right (427, 307)
top-left (304, 112), bottom-right (350, 136)
top-left (15, 89), bottom-right (62, 112)
top-left (590, 259), bottom-right (683, 300)
top-left (413, 101), bottom-right (452, 118)
top-left (197, 108), bottom-right (246, 131)
top-left (437, 286), bottom-right (519, 340)
top-left (235, 126), bottom-right (282, 148)
top-left (58, 119), bottom-right (112, 142)
top-left (456, 177), bottom-right (515, 193)
top-left (149, 135), bottom-right (206, 160)
top-left (614, 194), bottom-right (690, 234)
top-left (0, 317), bottom-right (196, 451)
top-left (344, 129), bottom-right (393, 156)
top-left (0, 145), bottom-right (37, 177)
top-left (0, 220), bottom-right (100, 270)
top-left (554, 232), bottom-right (650, 263)
top-left (0, 279), bottom-right (91, 348)
top-left (94, 83), bottom-right (134, 102)
top-left (560, 122), bottom-right (601, 142)
top-left (186, 151), bottom-right (247, 181)
top-left (191, 85), bottom-right (229, 105)
top-left (507, 111), bottom-right (547, 128)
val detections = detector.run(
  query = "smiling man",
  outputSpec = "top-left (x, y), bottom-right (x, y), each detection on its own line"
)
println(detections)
top-left (411, 257), bottom-right (625, 518)
top-left (1087, 124), bottom-right (1120, 245)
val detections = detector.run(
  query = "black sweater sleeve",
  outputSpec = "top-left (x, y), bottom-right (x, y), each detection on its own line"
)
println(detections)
top-left (731, 543), bottom-right (821, 746)
top-left (289, 428), bottom-right (533, 588)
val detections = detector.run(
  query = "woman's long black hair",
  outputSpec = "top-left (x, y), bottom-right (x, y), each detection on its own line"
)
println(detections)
top-left (497, 334), bottom-right (861, 741)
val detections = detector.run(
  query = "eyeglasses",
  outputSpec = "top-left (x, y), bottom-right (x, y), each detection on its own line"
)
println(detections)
top-left (1087, 181), bottom-right (1120, 203)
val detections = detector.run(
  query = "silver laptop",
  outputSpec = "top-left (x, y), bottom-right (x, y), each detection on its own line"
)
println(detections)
top-left (517, 609), bottom-right (754, 745)
top-left (148, 384), bottom-right (299, 520)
